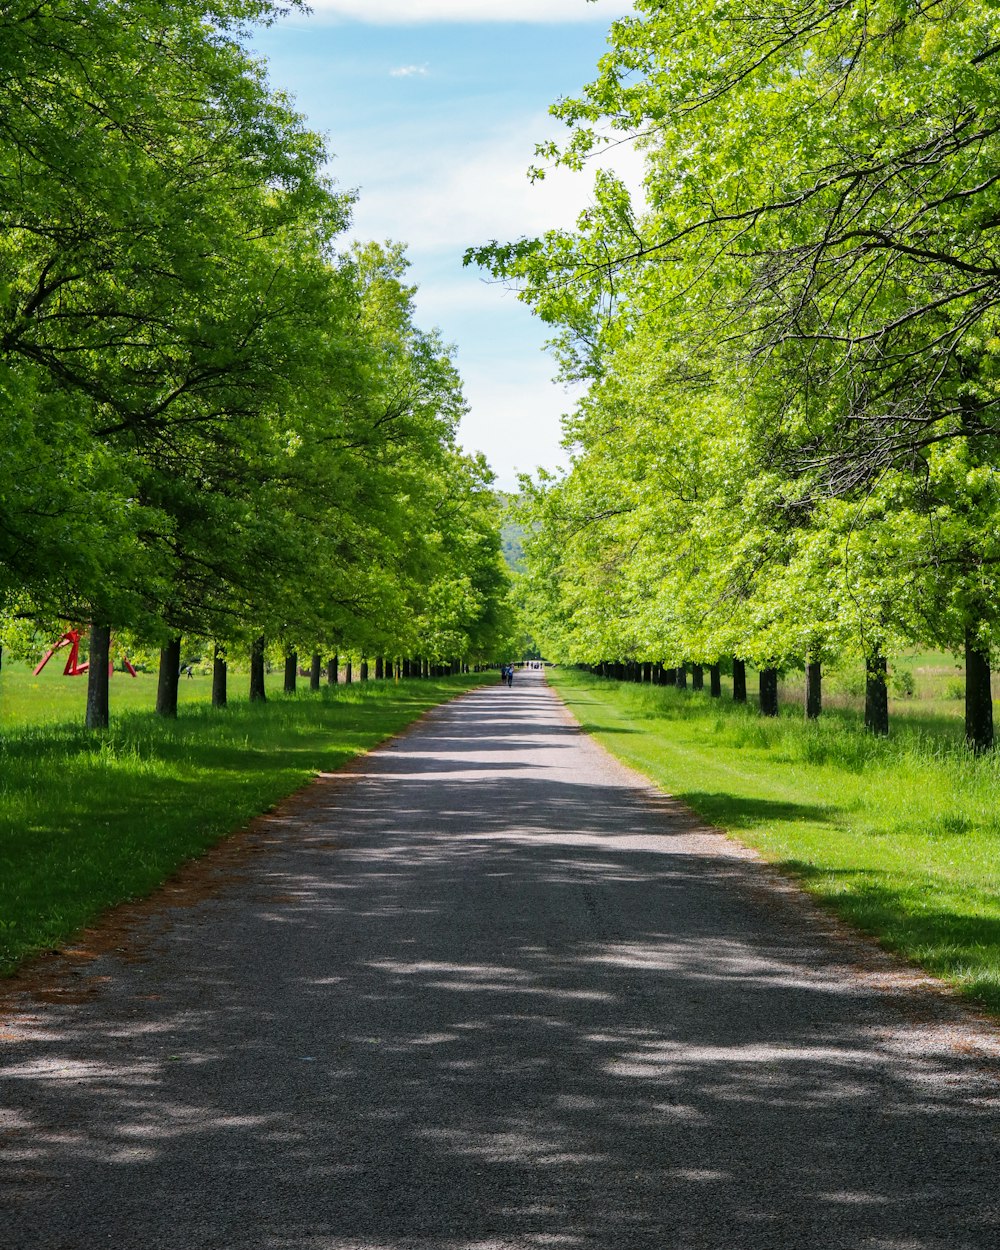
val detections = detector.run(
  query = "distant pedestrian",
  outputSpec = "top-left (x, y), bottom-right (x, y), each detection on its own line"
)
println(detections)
top-left (506, 665), bottom-right (514, 688)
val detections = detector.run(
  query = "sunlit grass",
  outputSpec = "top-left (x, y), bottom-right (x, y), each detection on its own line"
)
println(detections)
top-left (0, 668), bottom-right (483, 975)
top-left (549, 668), bottom-right (1000, 1015)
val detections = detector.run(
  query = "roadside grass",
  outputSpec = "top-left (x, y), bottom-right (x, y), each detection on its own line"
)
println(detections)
top-left (0, 670), bottom-right (483, 975)
top-left (549, 668), bottom-right (1000, 1015)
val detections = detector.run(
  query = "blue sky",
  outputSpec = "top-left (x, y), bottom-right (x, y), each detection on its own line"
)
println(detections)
top-left (251, 1), bottom-right (637, 489)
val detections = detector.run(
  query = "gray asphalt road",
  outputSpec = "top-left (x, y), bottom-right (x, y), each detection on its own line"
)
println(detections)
top-left (3, 670), bottom-right (1000, 1249)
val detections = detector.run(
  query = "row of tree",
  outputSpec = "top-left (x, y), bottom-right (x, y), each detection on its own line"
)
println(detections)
top-left (0, 0), bottom-right (516, 727)
top-left (473, 0), bottom-right (1000, 750)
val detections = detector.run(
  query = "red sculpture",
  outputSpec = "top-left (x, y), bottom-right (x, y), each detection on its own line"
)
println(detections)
top-left (33, 629), bottom-right (137, 678)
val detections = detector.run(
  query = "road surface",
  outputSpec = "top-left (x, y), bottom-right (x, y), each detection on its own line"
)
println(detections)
top-left (2, 669), bottom-right (1000, 1248)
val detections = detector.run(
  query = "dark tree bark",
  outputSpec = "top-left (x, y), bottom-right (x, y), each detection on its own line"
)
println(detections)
top-left (759, 667), bottom-right (779, 717)
top-left (250, 635), bottom-right (266, 702)
top-left (422, 658), bottom-right (429, 678)
top-left (359, 659), bottom-right (369, 682)
top-left (691, 664), bottom-right (704, 691)
top-left (403, 658), bottom-right (412, 678)
top-left (85, 623), bottom-right (111, 730)
top-left (156, 635), bottom-right (182, 718)
top-left (676, 664), bottom-right (688, 690)
top-left (663, 665), bottom-right (677, 686)
top-left (327, 654), bottom-right (339, 685)
top-left (710, 664), bottom-right (721, 698)
top-left (284, 652), bottom-right (297, 695)
top-left (642, 661), bottom-right (652, 683)
top-left (344, 658), bottom-right (352, 683)
top-left (212, 644), bottom-right (227, 708)
top-left (806, 658), bottom-right (822, 720)
top-left (965, 626), bottom-right (994, 753)
top-left (310, 653), bottom-right (321, 691)
top-left (375, 656), bottom-right (384, 680)
top-left (732, 658), bottom-right (747, 704)
top-left (864, 653), bottom-right (888, 736)
top-left (652, 662), bottom-right (664, 685)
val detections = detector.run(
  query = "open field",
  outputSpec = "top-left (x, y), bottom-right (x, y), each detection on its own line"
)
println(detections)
top-left (0, 657), bottom-right (216, 724)
top-left (548, 667), bottom-right (1000, 1015)
top-left (0, 665), bottom-right (483, 975)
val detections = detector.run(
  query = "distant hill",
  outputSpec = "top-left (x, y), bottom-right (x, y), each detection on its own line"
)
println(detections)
top-left (501, 521), bottom-right (526, 572)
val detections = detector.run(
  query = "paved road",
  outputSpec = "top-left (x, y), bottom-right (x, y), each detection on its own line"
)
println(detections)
top-left (2, 671), bottom-right (1000, 1249)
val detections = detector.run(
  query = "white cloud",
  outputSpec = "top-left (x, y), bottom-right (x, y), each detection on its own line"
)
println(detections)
top-left (389, 63), bottom-right (430, 77)
top-left (308, 1), bottom-right (633, 23)
top-left (345, 111), bottom-right (646, 255)
top-left (458, 367), bottom-right (577, 490)
top-left (412, 275), bottom-right (519, 320)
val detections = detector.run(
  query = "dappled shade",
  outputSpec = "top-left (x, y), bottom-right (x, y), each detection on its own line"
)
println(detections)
top-left (2, 674), bottom-right (1000, 1248)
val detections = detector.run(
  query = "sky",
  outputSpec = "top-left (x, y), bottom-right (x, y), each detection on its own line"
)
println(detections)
top-left (250, 0), bottom-right (638, 489)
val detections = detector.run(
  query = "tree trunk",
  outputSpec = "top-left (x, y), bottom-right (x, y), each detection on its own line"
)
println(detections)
top-left (710, 664), bottom-right (721, 698)
top-left (375, 656), bottom-right (384, 680)
top-left (965, 626), bottom-right (994, 753)
top-left (759, 667), bottom-right (779, 717)
top-left (403, 658), bottom-right (412, 678)
top-left (806, 658), bottom-right (822, 720)
top-left (676, 663), bottom-right (688, 690)
top-left (328, 654), bottom-right (339, 684)
top-left (732, 658), bottom-right (747, 704)
top-left (663, 665), bottom-right (677, 686)
top-left (864, 653), bottom-right (888, 736)
top-left (156, 635), bottom-right (182, 718)
top-left (422, 658), bottom-right (429, 678)
top-left (310, 652), bottom-right (321, 691)
top-left (212, 644), bottom-right (227, 708)
top-left (344, 658), bottom-right (352, 684)
top-left (284, 651), bottom-right (297, 695)
top-left (359, 659), bottom-right (369, 682)
top-left (691, 663), bottom-right (704, 691)
top-left (250, 635), bottom-right (266, 702)
top-left (85, 623), bottom-right (111, 730)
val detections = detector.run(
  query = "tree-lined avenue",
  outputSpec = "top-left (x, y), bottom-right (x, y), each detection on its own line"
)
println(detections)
top-left (2, 671), bottom-right (1000, 1247)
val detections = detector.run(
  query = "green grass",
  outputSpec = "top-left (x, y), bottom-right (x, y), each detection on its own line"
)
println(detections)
top-left (0, 665), bottom-right (483, 975)
top-left (0, 658), bottom-right (215, 722)
top-left (548, 668), bottom-right (1000, 1015)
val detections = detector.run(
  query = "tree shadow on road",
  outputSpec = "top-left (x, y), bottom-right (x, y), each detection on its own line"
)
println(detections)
top-left (3, 681), bottom-right (1000, 1249)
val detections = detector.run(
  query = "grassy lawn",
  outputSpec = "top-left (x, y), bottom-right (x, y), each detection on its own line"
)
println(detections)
top-left (0, 663), bottom-right (482, 975)
top-left (548, 667), bottom-right (1000, 1015)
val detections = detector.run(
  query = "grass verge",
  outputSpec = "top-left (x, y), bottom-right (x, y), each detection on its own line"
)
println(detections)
top-left (549, 668), bottom-right (1000, 1015)
top-left (0, 674), bottom-right (482, 975)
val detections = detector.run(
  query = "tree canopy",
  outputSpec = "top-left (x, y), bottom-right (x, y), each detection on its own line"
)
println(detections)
top-left (469, 0), bottom-right (1000, 749)
top-left (1, 0), bottom-right (516, 722)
